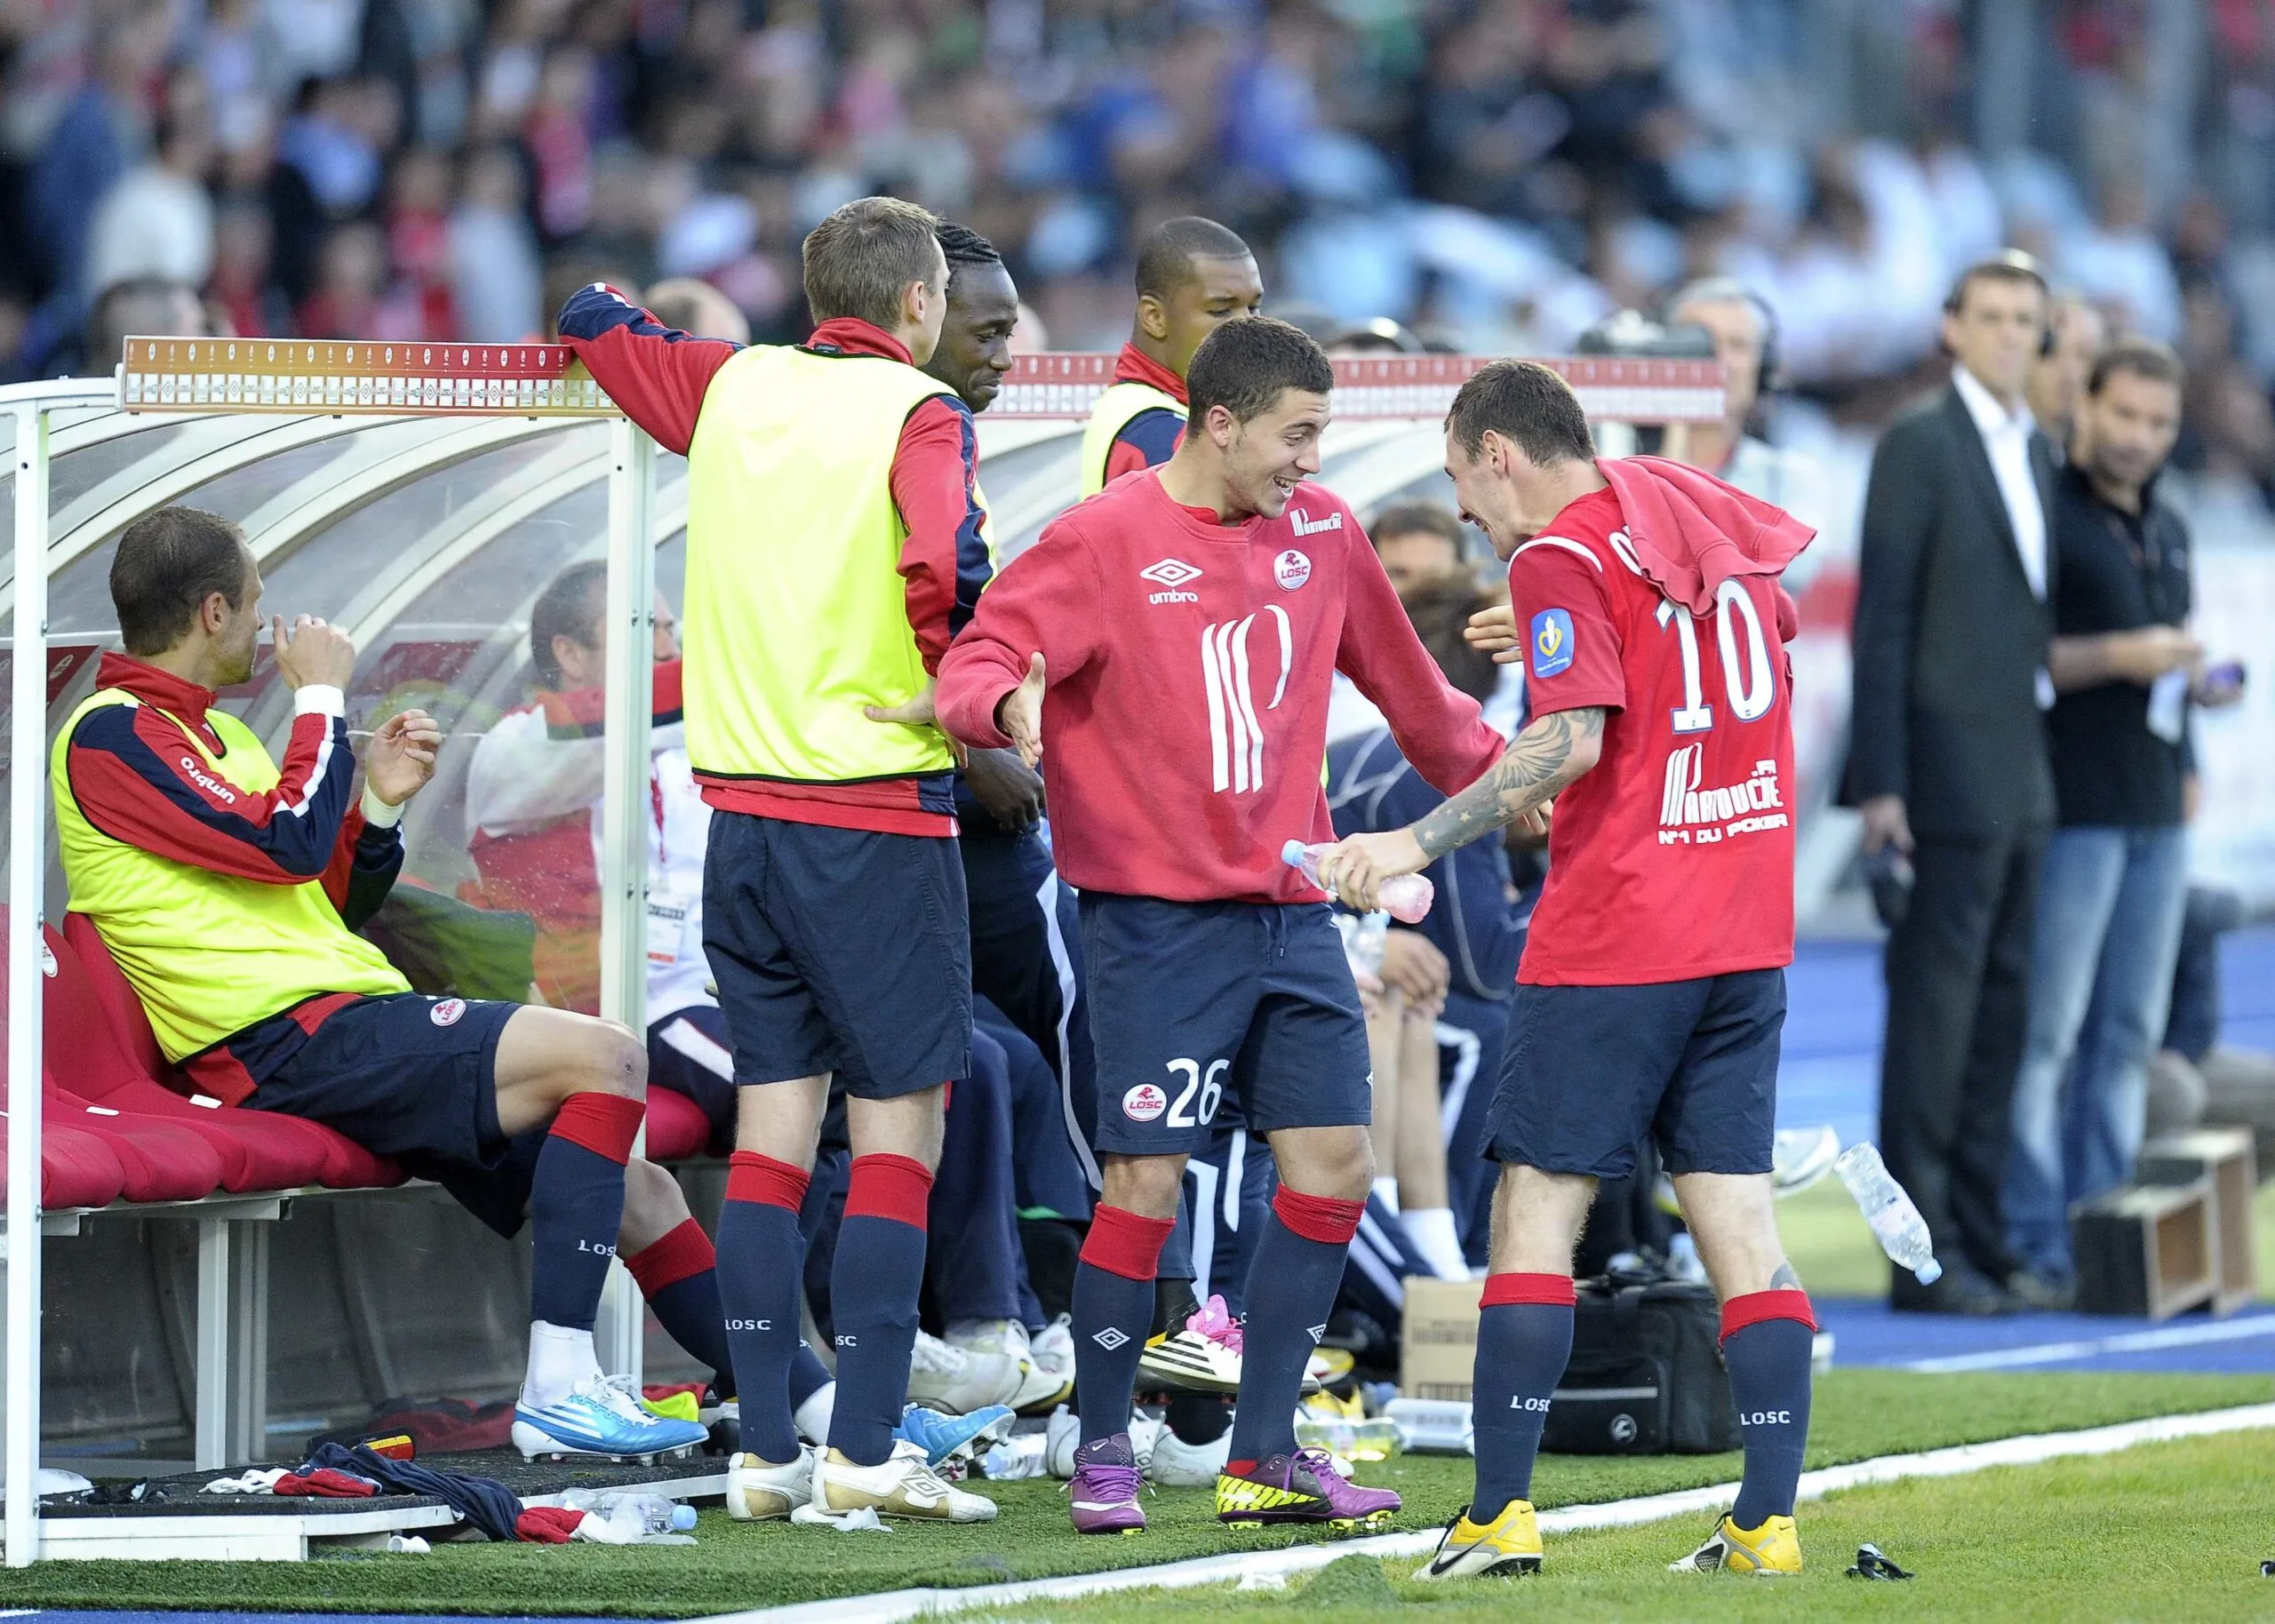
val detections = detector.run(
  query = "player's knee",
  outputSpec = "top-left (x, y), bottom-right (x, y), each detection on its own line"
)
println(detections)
top-left (572, 1020), bottom-right (648, 1102)
top-left (1283, 1129), bottom-right (1374, 1203)
top-left (1100, 1154), bottom-right (1184, 1218)
top-left (622, 1156), bottom-right (686, 1222)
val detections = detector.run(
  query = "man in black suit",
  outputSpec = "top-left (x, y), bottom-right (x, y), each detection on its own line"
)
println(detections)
top-left (1844, 254), bottom-right (2062, 1315)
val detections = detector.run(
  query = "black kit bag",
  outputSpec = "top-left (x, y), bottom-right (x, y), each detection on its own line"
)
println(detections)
top-left (1539, 1274), bottom-right (1743, 1455)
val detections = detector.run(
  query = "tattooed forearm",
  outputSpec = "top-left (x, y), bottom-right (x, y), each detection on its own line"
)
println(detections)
top-left (1410, 707), bottom-right (1606, 859)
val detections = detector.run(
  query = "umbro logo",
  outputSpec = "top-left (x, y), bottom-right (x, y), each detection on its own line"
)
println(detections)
top-left (1140, 558), bottom-right (1201, 604)
top-left (1091, 1326), bottom-right (1131, 1350)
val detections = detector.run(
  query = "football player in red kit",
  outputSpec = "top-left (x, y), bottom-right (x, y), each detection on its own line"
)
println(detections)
top-left (1315, 361), bottom-right (1818, 1580)
top-left (938, 319), bottom-right (1505, 1534)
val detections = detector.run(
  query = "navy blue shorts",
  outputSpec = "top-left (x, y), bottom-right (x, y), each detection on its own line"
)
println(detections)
top-left (702, 812), bottom-right (971, 1099)
top-left (1081, 894), bottom-right (1370, 1158)
top-left (249, 991), bottom-right (539, 1236)
top-left (1488, 968), bottom-right (1785, 1180)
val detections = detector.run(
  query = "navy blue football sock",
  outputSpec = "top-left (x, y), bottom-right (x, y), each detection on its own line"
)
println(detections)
top-left (1469, 1275), bottom-right (1576, 1515)
top-left (717, 1152), bottom-right (810, 1462)
top-left (623, 1218), bottom-right (733, 1394)
top-left (528, 1092), bottom-right (643, 1331)
top-left (826, 1155), bottom-right (935, 1469)
top-left (1225, 1188), bottom-right (1363, 1469)
top-left (1074, 1205), bottom-right (1175, 1444)
top-left (789, 1342), bottom-right (832, 1410)
top-left (1722, 1291), bottom-right (1816, 1526)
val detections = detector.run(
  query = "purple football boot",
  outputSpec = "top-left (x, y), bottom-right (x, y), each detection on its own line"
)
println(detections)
top-left (1067, 1434), bottom-right (1146, 1534)
top-left (1216, 1446), bottom-right (1401, 1529)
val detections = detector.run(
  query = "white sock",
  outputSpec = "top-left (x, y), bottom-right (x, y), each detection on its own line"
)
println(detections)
top-left (794, 1381), bottom-right (836, 1446)
top-left (1403, 1206), bottom-right (1469, 1281)
top-left (1370, 1176), bottom-right (1401, 1215)
top-left (523, 1320), bottom-right (603, 1409)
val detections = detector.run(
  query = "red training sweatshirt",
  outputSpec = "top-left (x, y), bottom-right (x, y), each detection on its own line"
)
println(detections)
top-left (938, 471), bottom-right (1505, 904)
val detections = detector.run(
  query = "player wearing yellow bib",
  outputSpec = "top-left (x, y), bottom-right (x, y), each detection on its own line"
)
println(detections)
top-left (1080, 217), bottom-right (1263, 496)
top-left (53, 506), bottom-right (711, 1465)
top-left (560, 196), bottom-right (998, 1526)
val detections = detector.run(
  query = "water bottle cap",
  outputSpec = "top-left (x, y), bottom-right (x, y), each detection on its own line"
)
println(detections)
top-left (669, 1504), bottom-right (697, 1531)
top-left (1281, 839), bottom-right (1307, 866)
top-left (1913, 1259), bottom-right (1943, 1285)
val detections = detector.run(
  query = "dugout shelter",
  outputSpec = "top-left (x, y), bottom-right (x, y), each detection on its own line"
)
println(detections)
top-left (0, 342), bottom-right (1720, 1561)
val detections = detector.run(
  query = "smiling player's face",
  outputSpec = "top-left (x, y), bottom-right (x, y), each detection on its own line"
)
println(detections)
top-left (1221, 388), bottom-right (1328, 520)
top-left (925, 262), bottom-right (1020, 412)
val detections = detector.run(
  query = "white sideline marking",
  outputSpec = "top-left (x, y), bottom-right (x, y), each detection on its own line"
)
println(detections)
top-left (697, 1403), bottom-right (2275, 1624)
top-left (1901, 1311), bottom-right (2275, 1373)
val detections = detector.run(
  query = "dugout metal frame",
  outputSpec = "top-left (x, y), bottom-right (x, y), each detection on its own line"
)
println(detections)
top-left (2, 343), bottom-right (1719, 1563)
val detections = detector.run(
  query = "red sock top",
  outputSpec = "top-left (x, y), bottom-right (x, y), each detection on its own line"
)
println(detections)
top-left (725, 1150), bottom-right (810, 1213)
top-left (1080, 1204), bottom-right (1177, 1281)
top-left (846, 1152), bottom-right (933, 1229)
top-left (549, 1091), bottom-right (645, 1164)
top-left (1272, 1185), bottom-right (1366, 1245)
top-left (1720, 1288), bottom-right (1816, 1340)
top-left (1481, 1272), bottom-right (1577, 1308)
top-left (623, 1216), bottom-right (715, 1296)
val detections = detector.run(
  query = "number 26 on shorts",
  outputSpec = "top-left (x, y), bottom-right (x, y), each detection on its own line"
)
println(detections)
top-left (1164, 1058), bottom-right (1225, 1127)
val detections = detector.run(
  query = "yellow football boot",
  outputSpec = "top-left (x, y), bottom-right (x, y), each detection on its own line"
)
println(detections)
top-left (1669, 1512), bottom-right (1803, 1575)
top-left (1413, 1499), bottom-right (1543, 1580)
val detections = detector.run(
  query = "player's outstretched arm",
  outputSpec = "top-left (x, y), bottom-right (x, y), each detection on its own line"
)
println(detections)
top-left (1315, 706), bottom-right (1605, 912)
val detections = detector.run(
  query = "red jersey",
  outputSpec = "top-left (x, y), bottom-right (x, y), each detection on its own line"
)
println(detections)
top-left (1513, 484), bottom-right (1800, 985)
top-left (938, 472), bottom-right (1505, 904)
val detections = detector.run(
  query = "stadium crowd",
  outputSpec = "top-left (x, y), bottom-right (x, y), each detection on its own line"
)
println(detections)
top-left (8, 0), bottom-right (2275, 522)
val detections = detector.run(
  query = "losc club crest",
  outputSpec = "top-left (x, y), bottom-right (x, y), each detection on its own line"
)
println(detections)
top-left (1273, 549), bottom-right (1312, 591)
top-left (1122, 1082), bottom-right (1168, 1122)
top-left (430, 997), bottom-right (467, 1028)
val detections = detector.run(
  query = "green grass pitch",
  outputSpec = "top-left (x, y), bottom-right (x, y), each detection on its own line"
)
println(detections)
top-left (0, 1370), bottom-right (2263, 1616)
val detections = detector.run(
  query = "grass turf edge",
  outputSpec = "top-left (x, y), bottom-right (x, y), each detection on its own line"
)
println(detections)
top-left (0, 1371), bottom-right (2264, 1616)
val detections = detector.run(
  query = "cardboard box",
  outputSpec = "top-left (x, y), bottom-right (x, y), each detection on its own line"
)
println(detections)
top-left (1401, 1275), bottom-right (1485, 1400)
top-left (2135, 1127), bottom-right (2259, 1315)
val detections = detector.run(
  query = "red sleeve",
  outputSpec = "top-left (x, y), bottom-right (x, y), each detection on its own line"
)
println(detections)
top-left (555, 283), bottom-right (737, 456)
top-left (66, 701), bottom-right (357, 882)
top-left (1506, 539), bottom-right (1624, 716)
top-left (938, 519), bottom-right (1102, 748)
top-left (1333, 524), bottom-right (1506, 797)
top-left (891, 396), bottom-right (992, 673)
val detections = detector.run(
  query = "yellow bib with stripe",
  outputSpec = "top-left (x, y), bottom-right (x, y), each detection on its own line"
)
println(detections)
top-left (51, 691), bottom-right (408, 1063)
top-left (681, 344), bottom-right (960, 784)
top-left (1079, 378), bottom-right (1185, 497)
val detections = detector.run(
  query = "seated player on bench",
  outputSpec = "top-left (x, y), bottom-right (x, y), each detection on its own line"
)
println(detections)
top-left (51, 505), bottom-right (719, 1462)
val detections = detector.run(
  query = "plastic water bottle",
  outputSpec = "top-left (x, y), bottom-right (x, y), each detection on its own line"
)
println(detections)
top-left (1832, 1142), bottom-right (1943, 1285)
top-left (562, 1489), bottom-right (698, 1539)
top-left (1282, 840), bottom-right (1434, 924)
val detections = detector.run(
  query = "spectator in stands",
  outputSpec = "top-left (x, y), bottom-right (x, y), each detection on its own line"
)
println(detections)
top-left (52, 506), bottom-right (714, 1461)
top-left (2026, 294), bottom-right (2109, 457)
top-left (21, 0), bottom-right (173, 373)
top-left (1845, 254), bottom-right (2060, 1317)
top-left (83, 95), bottom-right (218, 305)
top-left (2007, 340), bottom-right (2238, 1291)
top-left (84, 278), bottom-right (209, 377)
top-left (644, 279), bottom-right (750, 346)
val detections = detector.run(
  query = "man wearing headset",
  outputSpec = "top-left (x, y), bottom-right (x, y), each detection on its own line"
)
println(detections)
top-left (1662, 280), bottom-right (1832, 582)
top-left (1840, 252), bottom-right (2063, 1317)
